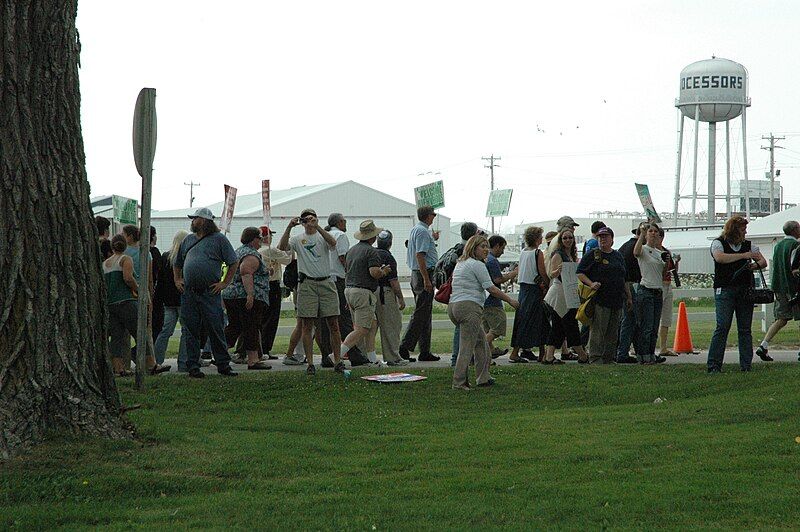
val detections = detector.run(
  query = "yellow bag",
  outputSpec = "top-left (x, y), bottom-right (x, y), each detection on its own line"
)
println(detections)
top-left (575, 284), bottom-right (598, 325)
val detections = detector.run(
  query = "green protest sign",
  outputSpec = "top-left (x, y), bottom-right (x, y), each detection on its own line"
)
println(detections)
top-left (112, 195), bottom-right (138, 225)
top-left (414, 180), bottom-right (445, 209)
top-left (486, 188), bottom-right (513, 217)
top-left (634, 183), bottom-right (662, 223)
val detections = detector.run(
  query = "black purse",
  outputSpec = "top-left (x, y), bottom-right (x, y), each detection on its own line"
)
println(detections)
top-left (746, 267), bottom-right (774, 305)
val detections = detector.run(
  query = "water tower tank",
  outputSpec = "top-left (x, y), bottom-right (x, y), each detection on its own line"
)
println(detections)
top-left (676, 57), bottom-right (749, 122)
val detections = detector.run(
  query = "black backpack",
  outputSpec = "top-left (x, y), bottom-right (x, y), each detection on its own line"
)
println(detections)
top-left (432, 243), bottom-right (464, 289)
top-left (283, 259), bottom-right (298, 291)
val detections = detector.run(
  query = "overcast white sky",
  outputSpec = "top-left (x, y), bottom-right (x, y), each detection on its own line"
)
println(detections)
top-left (76, 0), bottom-right (800, 230)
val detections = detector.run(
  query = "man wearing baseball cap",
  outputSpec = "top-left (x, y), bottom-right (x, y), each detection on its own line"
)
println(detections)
top-left (340, 220), bottom-right (392, 365)
top-left (556, 215), bottom-right (580, 232)
top-left (277, 208), bottom-right (346, 374)
top-left (173, 207), bottom-right (240, 378)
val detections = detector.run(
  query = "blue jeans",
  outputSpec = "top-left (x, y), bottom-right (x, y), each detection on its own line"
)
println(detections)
top-left (451, 324), bottom-right (460, 366)
top-left (181, 288), bottom-right (231, 371)
top-left (617, 283), bottom-right (641, 360)
top-left (637, 286), bottom-right (663, 362)
top-left (707, 286), bottom-right (754, 371)
top-left (153, 306), bottom-right (187, 367)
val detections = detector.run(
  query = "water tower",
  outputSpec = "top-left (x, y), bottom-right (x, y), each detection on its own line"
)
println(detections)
top-left (673, 57), bottom-right (751, 224)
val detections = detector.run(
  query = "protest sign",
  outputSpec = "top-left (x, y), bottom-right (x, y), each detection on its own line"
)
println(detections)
top-left (414, 181), bottom-right (445, 209)
top-left (561, 262), bottom-right (581, 309)
top-left (361, 373), bottom-right (427, 383)
top-left (112, 195), bottom-right (138, 225)
top-left (261, 179), bottom-right (271, 226)
top-left (220, 184), bottom-right (237, 233)
top-left (486, 188), bottom-right (513, 217)
top-left (635, 183), bottom-right (662, 223)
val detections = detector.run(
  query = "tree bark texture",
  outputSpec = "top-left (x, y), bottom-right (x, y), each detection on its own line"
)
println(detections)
top-left (0, 0), bottom-right (130, 458)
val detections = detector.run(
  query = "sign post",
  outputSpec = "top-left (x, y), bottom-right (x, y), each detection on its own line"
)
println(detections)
top-left (132, 88), bottom-right (157, 390)
top-left (635, 183), bottom-right (662, 223)
top-left (486, 188), bottom-right (513, 231)
top-left (220, 184), bottom-right (238, 234)
top-left (262, 179), bottom-right (271, 227)
top-left (112, 195), bottom-right (138, 225)
top-left (414, 180), bottom-right (445, 210)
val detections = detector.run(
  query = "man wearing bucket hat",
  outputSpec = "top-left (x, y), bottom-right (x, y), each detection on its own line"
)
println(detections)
top-left (173, 207), bottom-right (240, 378)
top-left (340, 220), bottom-right (392, 365)
top-left (277, 208), bottom-right (345, 374)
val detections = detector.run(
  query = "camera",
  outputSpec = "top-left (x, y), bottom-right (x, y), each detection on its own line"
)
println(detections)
top-left (300, 217), bottom-right (310, 224)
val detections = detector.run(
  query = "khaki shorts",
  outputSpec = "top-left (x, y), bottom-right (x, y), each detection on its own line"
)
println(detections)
top-left (481, 306), bottom-right (507, 337)
top-left (773, 293), bottom-right (799, 321)
top-left (296, 278), bottom-right (340, 319)
top-left (660, 284), bottom-right (674, 328)
top-left (345, 287), bottom-right (377, 329)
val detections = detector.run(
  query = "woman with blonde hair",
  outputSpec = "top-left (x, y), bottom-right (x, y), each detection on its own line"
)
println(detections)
top-left (448, 234), bottom-right (519, 390)
top-left (153, 230), bottom-right (189, 370)
top-left (509, 226), bottom-right (549, 363)
top-left (707, 216), bottom-right (767, 372)
top-left (543, 229), bottom-right (588, 363)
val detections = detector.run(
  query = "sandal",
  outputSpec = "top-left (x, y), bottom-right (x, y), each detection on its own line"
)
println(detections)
top-left (149, 364), bottom-right (171, 375)
top-left (508, 356), bottom-right (529, 363)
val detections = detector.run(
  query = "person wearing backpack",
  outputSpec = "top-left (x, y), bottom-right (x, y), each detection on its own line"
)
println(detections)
top-left (436, 222), bottom-right (479, 366)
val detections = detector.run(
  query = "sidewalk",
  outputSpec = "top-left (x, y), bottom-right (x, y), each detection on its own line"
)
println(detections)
top-left (160, 349), bottom-right (799, 375)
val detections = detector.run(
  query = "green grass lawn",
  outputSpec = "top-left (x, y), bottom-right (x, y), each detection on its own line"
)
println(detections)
top-left (2, 364), bottom-right (799, 529)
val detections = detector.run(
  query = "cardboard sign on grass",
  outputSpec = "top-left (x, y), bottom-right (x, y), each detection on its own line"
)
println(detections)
top-left (361, 373), bottom-right (427, 383)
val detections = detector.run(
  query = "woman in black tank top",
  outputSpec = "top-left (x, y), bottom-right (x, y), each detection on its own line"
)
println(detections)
top-left (707, 216), bottom-right (767, 372)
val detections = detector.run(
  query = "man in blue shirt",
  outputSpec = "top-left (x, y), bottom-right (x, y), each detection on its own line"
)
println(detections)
top-left (400, 205), bottom-right (440, 362)
top-left (174, 208), bottom-right (240, 378)
top-left (582, 221), bottom-right (606, 256)
top-left (484, 235), bottom-right (517, 357)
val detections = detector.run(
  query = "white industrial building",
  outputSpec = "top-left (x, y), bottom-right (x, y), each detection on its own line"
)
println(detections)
top-left (142, 180), bottom-right (453, 278)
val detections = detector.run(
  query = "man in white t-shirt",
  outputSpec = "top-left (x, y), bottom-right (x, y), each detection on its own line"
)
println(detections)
top-left (633, 223), bottom-right (668, 364)
top-left (278, 208), bottom-right (345, 375)
top-left (317, 213), bottom-right (366, 366)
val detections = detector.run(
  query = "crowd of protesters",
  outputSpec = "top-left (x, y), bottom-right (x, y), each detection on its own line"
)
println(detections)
top-left (95, 203), bottom-right (791, 387)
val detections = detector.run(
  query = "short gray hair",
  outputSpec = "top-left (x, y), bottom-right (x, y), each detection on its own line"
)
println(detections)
top-left (783, 220), bottom-right (800, 236)
top-left (327, 213), bottom-right (345, 228)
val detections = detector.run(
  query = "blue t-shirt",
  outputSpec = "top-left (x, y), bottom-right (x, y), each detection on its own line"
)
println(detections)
top-left (484, 252), bottom-right (504, 308)
top-left (576, 248), bottom-right (627, 310)
top-left (406, 221), bottom-right (438, 270)
top-left (175, 232), bottom-right (238, 290)
top-left (584, 238), bottom-right (599, 254)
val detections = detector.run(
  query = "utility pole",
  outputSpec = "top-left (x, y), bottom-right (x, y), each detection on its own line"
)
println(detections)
top-left (482, 154), bottom-right (501, 233)
top-left (184, 181), bottom-right (200, 208)
top-left (761, 133), bottom-right (784, 214)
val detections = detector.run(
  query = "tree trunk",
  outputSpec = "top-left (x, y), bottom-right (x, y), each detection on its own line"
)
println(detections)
top-left (0, 0), bottom-right (131, 458)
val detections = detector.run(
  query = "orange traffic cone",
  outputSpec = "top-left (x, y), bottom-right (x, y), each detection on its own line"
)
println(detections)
top-left (673, 301), bottom-right (697, 354)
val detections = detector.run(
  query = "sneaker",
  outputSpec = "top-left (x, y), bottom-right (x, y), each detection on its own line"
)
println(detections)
top-left (334, 361), bottom-right (346, 373)
top-left (654, 356), bottom-right (667, 364)
top-left (306, 365), bottom-right (316, 375)
top-left (200, 359), bottom-right (211, 367)
top-left (520, 350), bottom-right (537, 361)
top-left (348, 352), bottom-right (372, 367)
top-left (217, 365), bottom-right (238, 377)
top-left (201, 351), bottom-right (212, 360)
top-left (755, 345), bottom-right (773, 361)
top-left (418, 352), bottom-right (440, 362)
top-left (477, 378), bottom-right (496, 387)
top-left (387, 359), bottom-right (409, 367)
top-left (247, 362), bottom-right (271, 370)
top-left (188, 368), bottom-right (205, 379)
top-left (321, 355), bottom-right (334, 368)
top-left (283, 355), bottom-right (305, 366)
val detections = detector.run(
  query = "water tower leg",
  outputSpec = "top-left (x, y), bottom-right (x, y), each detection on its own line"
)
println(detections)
top-left (691, 105), bottom-right (700, 223)
top-left (725, 121), bottom-right (731, 218)
top-left (673, 111), bottom-right (685, 227)
top-left (742, 107), bottom-right (750, 219)
top-left (707, 121), bottom-right (716, 223)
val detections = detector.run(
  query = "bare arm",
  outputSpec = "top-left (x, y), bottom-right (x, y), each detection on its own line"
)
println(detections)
top-left (416, 252), bottom-right (432, 291)
top-left (317, 226), bottom-right (337, 248)
top-left (633, 232), bottom-right (646, 257)
top-left (278, 218), bottom-right (300, 251)
top-left (487, 285), bottom-right (519, 309)
top-left (239, 255), bottom-right (260, 309)
top-left (173, 265), bottom-right (184, 293)
top-left (536, 250), bottom-right (549, 289)
top-left (120, 256), bottom-right (139, 295)
top-left (548, 253), bottom-right (563, 280)
top-left (211, 260), bottom-right (239, 294)
top-left (389, 278), bottom-right (405, 310)
top-left (712, 250), bottom-right (755, 264)
top-left (577, 273), bottom-right (600, 291)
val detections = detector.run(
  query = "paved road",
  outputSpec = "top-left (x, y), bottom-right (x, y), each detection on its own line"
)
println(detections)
top-left (159, 349), bottom-right (799, 375)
